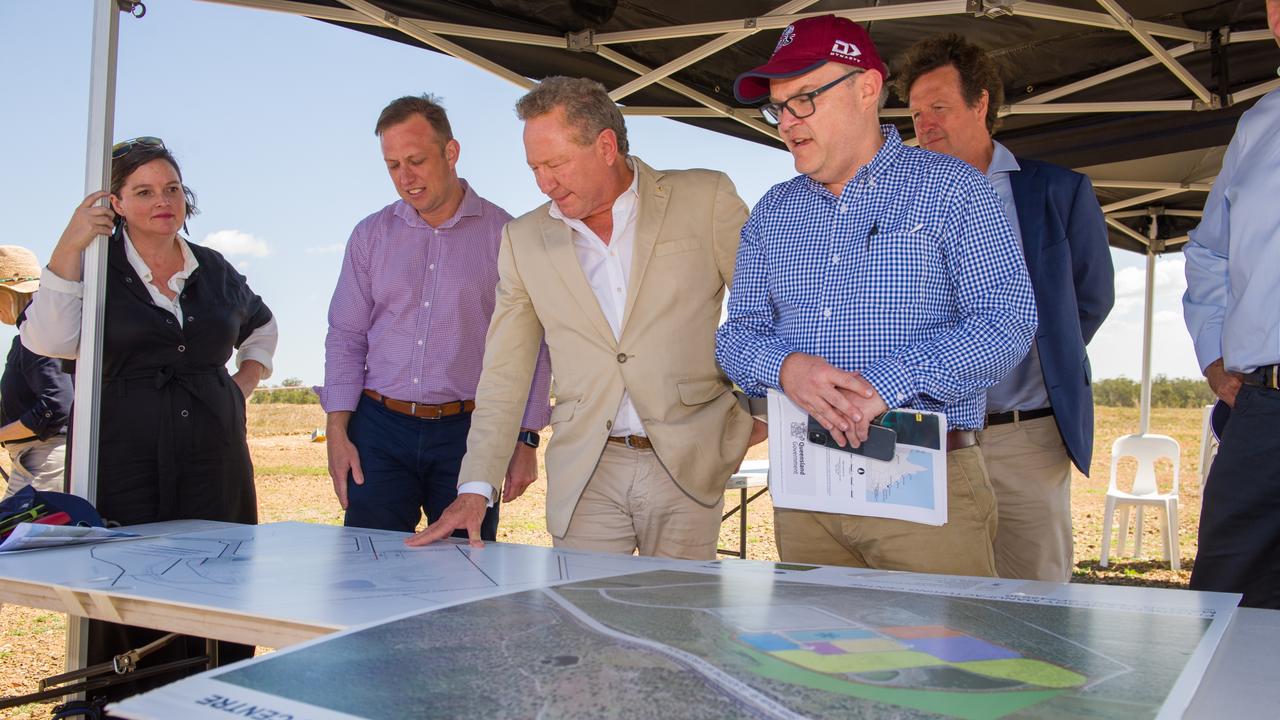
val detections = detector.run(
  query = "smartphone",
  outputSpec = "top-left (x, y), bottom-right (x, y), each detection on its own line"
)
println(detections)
top-left (807, 416), bottom-right (896, 462)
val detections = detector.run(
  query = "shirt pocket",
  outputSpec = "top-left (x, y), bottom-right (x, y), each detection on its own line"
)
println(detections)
top-left (855, 229), bottom-right (943, 310)
top-left (654, 237), bottom-right (702, 256)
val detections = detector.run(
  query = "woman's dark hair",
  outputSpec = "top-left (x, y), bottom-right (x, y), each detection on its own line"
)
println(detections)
top-left (110, 143), bottom-right (199, 229)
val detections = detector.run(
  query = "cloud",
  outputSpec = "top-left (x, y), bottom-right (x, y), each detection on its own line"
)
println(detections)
top-left (305, 243), bottom-right (346, 255)
top-left (201, 229), bottom-right (270, 258)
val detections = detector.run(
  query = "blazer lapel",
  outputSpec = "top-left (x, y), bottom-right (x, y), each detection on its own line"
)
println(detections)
top-left (1009, 160), bottom-right (1045, 278)
top-left (621, 159), bottom-right (668, 331)
top-left (540, 211), bottom-right (617, 347)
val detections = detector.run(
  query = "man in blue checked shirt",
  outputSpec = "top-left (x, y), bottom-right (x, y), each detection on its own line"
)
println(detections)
top-left (718, 15), bottom-right (1036, 576)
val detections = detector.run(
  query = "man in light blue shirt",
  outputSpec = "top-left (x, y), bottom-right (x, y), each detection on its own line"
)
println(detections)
top-left (1182, 0), bottom-right (1280, 609)
top-left (898, 35), bottom-right (1114, 583)
top-left (719, 15), bottom-right (1036, 576)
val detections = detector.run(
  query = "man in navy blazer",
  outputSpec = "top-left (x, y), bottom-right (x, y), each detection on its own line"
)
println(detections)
top-left (898, 35), bottom-right (1115, 582)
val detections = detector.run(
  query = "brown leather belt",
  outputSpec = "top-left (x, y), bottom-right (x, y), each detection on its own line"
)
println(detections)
top-left (985, 406), bottom-right (1055, 427)
top-left (947, 429), bottom-right (977, 452)
top-left (607, 434), bottom-right (653, 450)
top-left (1241, 364), bottom-right (1280, 391)
top-left (363, 389), bottom-right (474, 420)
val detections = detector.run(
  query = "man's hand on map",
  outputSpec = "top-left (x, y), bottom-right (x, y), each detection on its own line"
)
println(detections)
top-left (841, 387), bottom-right (889, 448)
top-left (405, 493), bottom-right (489, 548)
top-left (779, 352), bottom-right (874, 447)
top-left (503, 443), bottom-right (538, 503)
top-left (325, 412), bottom-right (363, 510)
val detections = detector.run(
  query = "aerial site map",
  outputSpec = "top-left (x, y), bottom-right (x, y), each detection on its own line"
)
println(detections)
top-left (113, 555), bottom-right (1230, 720)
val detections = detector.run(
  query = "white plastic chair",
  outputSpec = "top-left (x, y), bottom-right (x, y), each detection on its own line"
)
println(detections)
top-left (1197, 404), bottom-right (1219, 487)
top-left (1099, 433), bottom-right (1182, 571)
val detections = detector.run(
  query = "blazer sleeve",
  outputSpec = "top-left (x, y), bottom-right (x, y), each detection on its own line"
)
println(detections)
top-left (1065, 172), bottom-right (1114, 345)
top-left (711, 172), bottom-right (749, 289)
top-left (457, 222), bottom-right (548, 497)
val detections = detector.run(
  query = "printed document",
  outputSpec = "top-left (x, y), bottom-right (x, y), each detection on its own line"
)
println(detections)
top-left (767, 390), bottom-right (948, 525)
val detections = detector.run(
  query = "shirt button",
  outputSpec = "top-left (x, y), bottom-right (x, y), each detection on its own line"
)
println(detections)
top-left (125, 277), bottom-right (133, 283)
top-left (823, 309), bottom-right (832, 318)
top-left (180, 410), bottom-right (189, 418)
top-left (831, 254), bottom-right (840, 264)
top-left (838, 205), bottom-right (847, 214)
top-left (187, 316), bottom-right (194, 322)
top-left (166, 317), bottom-right (174, 324)
top-left (44, 411), bottom-right (52, 418)
top-left (412, 378), bottom-right (419, 383)
top-left (417, 340), bottom-right (424, 346)
top-left (617, 353), bottom-right (628, 364)
top-left (429, 264), bottom-right (435, 270)
top-left (423, 301), bottom-right (430, 308)
top-left (177, 345), bottom-right (186, 352)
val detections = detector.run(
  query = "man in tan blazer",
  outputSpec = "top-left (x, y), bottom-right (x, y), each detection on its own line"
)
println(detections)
top-left (408, 76), bottom-right (763, 559)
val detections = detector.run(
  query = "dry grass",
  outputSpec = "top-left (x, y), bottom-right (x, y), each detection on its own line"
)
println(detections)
top-left (0, 404), bottom-right (1208, 716)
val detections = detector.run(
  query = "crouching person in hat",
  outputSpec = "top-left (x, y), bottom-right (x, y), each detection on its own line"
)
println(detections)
top-left (0, 246), bottom-right (72, 498)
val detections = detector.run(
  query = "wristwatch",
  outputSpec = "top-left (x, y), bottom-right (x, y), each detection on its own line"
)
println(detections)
top-left (518, 429), bottom-right (540, 449)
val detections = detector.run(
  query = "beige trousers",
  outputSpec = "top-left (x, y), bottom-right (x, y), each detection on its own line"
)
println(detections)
top-left (554, 441), bottom-right (724, 560)
top-left (3, 435), bottom-right (67, 499)
top-left (773, 445), bottom-right (997, 576)
top-left (977, 414), bottom-right (1074, 582)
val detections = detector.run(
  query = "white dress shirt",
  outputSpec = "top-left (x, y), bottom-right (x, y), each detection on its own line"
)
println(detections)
top-left (548, 159), bottom-right (644, 437)
top-left (21, 229), bottom-right (277, 376)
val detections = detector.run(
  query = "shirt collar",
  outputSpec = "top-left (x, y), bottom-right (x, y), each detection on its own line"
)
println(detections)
top-left (987, 140), bottom-right (1021, 178)
top-left (392, 178), bottom-right (482, 230)
top-left (121, 227), bottom-right (198, 283)
top-left (548, 157), bottom-right (640, 226)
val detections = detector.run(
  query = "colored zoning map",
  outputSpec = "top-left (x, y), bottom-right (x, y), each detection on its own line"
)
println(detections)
top-left (126, 567), bottom-right (1214, 720)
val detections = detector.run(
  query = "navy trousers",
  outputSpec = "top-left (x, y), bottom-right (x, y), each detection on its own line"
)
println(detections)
top-left (344, 393), bottom-right (499, 540)
top-left (1190, 385), bottom-right (1280, 608)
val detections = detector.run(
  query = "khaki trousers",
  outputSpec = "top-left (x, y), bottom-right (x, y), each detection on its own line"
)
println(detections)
top-left (3, 435), bottom-right (67, 499)
top-left (977, 414), bottom-right (1074, 582)
top-left (774, 445), bottom-right (997, 576)
top-left (554, 441), bottom-right (724, 560)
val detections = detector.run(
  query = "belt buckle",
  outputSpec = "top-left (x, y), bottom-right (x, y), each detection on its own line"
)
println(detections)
top-left (624, 435), bottom-right (641, 450)
top-left (1271, 365), bottom-right (1279, 390)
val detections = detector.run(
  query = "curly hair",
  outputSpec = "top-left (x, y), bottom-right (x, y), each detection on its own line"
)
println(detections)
top-left (895, 34), bottom-right (1005, 134)
top-left (515, 76), bottom-right (629, 156)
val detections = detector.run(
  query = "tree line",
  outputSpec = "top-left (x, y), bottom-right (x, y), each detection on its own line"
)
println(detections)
top-left (250, 376), bottom-right (1216, 409)
top-left (1092, 376), bottom-right (1215, 408)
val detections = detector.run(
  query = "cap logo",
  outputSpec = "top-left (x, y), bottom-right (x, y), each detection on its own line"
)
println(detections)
top-left (831, 39), bottom-right (862, 60)
top-left (775, 25), bottom-right (795, 51)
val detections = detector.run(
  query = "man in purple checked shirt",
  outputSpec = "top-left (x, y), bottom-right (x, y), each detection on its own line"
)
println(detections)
top-left (319, 95), bottom-right (552, 538)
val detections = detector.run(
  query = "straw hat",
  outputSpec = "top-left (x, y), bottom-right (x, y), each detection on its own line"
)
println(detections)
top-left (0, 246), bottom-right (42, 295)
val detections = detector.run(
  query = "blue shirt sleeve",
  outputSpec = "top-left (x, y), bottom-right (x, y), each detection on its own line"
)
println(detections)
top-left (715, 191), bottom-right (795, 397)
top-left (860, 170), bottom-right (1038, 411)
top-left (17, 344), bottom-right (73, 440)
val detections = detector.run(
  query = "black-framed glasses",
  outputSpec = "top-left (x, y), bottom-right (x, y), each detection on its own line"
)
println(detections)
top-left (111, 136), bottom-right (165, 159)
top-left (759, 69), bottom-right (864, 125)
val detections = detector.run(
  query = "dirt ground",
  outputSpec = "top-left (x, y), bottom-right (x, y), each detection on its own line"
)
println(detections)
top-left (0, 404), bottom-right (1206, 717)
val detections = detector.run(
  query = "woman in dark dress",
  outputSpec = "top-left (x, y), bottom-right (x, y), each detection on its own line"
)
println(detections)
top-left (22, 137), bottom-right (277, 700)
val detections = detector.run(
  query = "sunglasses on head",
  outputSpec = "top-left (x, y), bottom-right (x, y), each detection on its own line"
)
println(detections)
top-left (111, 136), bottom-right (165, 159)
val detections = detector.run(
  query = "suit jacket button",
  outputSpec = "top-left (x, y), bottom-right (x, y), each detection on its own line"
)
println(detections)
top-left (616, 353), bottom-right (627, 363)
top-left (606, 420), bottom-right (613, 430)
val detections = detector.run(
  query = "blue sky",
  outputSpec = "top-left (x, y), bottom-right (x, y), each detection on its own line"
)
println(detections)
top-left (0, 0), bottom-right (1202, 384)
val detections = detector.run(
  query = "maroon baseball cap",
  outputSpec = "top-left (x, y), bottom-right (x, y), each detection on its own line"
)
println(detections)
top-left (734, 14), bottom-right (888, 104)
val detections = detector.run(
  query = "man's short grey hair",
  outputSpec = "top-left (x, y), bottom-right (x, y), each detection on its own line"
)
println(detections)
top-left (515, 76), bottom-right (630, 156)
